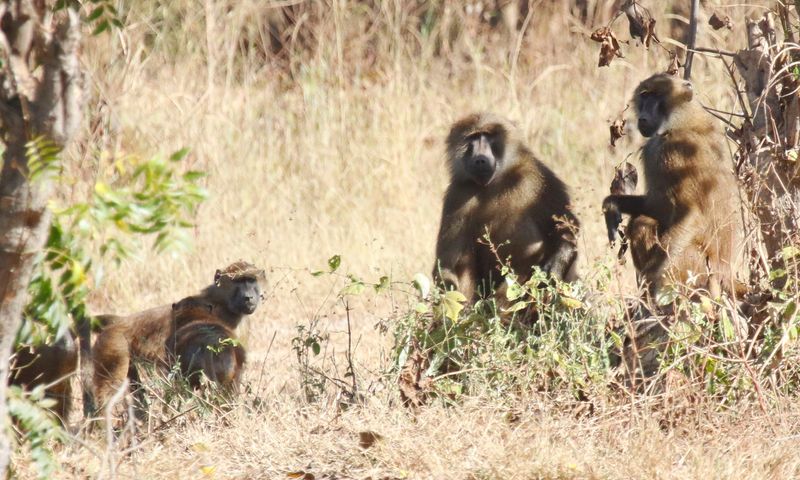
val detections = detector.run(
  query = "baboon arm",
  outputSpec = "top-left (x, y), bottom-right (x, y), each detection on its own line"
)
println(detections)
top-left (433, 218), bottom-right (476, 300)
top-left (602, 194), bottom-right (648, 243)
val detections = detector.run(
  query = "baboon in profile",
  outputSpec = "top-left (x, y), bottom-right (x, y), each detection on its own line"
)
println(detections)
top-left (9, 333), bottom-right (77, 423)
top-left (603, 73), bottom-right (744, 300)
top-left (433, 112), bottom-right (580, 302)
top-left (169, 297), bottom-right (246, 392)
top-left (91, 261), bottom-right (264, 415)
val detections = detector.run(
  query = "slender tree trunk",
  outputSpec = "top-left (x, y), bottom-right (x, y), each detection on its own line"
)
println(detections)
top-left (0, 2), bottom-right (82, 473)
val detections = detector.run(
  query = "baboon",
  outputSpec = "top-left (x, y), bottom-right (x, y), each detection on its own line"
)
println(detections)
top-left (91, 261), bottom-right (263, 415)
top-left (169, 297), bottom-right (245, 392)
top-left (8, 312), bottom-right (99, 422)
top-left (433, 112), bottom-right (580, 302)
top-left (603, 73), bottom-right (744, 300)
top-left (9, 333), bottom-right (77, 423)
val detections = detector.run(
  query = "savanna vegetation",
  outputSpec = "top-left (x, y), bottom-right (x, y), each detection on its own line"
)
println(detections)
top-left (4, 0), bottom-right (800, 478)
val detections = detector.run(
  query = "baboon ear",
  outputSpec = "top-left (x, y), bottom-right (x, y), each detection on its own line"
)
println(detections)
top-left (171, 302), bottom-right (177, 310)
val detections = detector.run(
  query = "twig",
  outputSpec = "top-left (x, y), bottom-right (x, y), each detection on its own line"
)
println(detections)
top-left (691, 46), bottom-right (737, 57)
top-left (721, 56), bottom-right (753, 123)
top-left (154, 406), bottom-right (199, 432)
top-left (343, 299), bottom-right (357, 397)
top-left (684, 0), bottom-right (700, 79)
top-left (702, 105), bottom-right (747, 118)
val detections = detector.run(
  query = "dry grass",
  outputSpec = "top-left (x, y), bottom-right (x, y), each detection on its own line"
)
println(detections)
top-left (13, 1), bottom-right (800, 478)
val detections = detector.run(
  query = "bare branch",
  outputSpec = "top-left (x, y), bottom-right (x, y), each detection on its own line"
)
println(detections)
top-left (683, 0), bottom-right (699, 80)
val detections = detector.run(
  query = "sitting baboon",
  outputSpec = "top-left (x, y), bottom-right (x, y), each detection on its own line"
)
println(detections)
top-left (603, 73), bottom-right (744, 300)
top-left (169, 297), bottom-right (246, 392)
top-left (433, 112), bottom-right (580, 302)
top-left (9, 333), bottom-right (77, 423)
top-left (91, 261), bottom-right (264, 416)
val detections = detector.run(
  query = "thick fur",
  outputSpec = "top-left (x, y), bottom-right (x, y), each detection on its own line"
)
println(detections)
top-left (169, 297), bottom-right (245, 392)
top-left (603, 74), bottom-right (744, 299)
top-left (9, 333), bottom-right (77, 423)
top-left (91, 261), bottom-right (263, 415)
top-left (434, 112), bottom-right (580, 301)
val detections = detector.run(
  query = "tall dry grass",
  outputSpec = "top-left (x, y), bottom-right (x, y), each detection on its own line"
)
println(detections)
top-left (15, 1), bottom-right (800, 478)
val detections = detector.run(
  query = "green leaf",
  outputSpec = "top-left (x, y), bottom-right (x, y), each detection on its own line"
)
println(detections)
top-left (92, 19), bottom-right (110, 35)
top-left (442, 290), bottom-right (467, 321)
top-left (783, 301), bottom-right (797, 322)
top-left (328, 254), bottom-right (341, 272)
top-left (782, 245), bottom-right (800, 260)
top-left (311, 341), bottom-right (321, 356)
top-left (341, 279), bottom-right (365, 296)
top-left (770, 268), bottom-right (787, 281)
top-left (505, 281), bottom-right (524, 301)
top-left (182, 171), bottom-right (206, 181)
top-left (375, 275), bottom-right (390, 293)
top-left (87, 5), bottom-right (104, 21)
top-left (720, 310), bottom-right (735, 342)
top-left (504, 301), bottom-right (528, 313)
top-left (169, 147), bottom-right (191, 162)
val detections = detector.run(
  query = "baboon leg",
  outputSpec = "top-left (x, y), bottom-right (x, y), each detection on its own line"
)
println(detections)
top-left (125, 362), bottom-right (150, 421)
top-left (92, 330), bottom-right (131, 413)
top-left (543, 240), bottom-right (578, 281)
top-left (76, 312), bottom-right (96, 417)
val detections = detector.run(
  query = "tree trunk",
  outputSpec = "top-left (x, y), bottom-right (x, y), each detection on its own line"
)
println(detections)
top-left (734, 12), bottom-right (800, 283)
top-left (0, 2), bottom-right (82, 473)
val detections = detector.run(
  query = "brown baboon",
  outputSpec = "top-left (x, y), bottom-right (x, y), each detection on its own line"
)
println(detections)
top-left (169, 297), bottom-right (245, 392)
top-left (433, 112), bottom-right (580, 302)
top-left (8, 312), bottom-right (98, 422)
top-left (9, 333), bottom-right (77, 423)
top-left (603, 73), bottom-right (744, 300)
top-left (91, 261), bottom-right (264, 416)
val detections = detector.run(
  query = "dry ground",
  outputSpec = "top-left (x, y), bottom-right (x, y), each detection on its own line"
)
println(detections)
top-left (13, 1), bottom-right (800, 478)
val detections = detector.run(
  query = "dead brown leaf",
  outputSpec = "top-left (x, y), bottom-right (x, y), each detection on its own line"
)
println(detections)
top-left (591, 27), bottom-right (624, 67)
top-left (607, 161), bottom-right (638, 256)
top-left (609, 118), bottom-right (627, 147)
top-left (358, 430), bottom-right (384, 449)
top-left (709, 12), bottom-right (733, 30)
top-left (287, 472), bottom-right (315, 480)
top-left (622, 0), bottom-right (658, 48)
top-left (610, 161), bottom-right (638, 196)
top-left (398, 341), bottom-right (432, 408)
top-left (665, 51), bottom-right (681, 76)
top-left (590, 26), bottom-right (613, 43)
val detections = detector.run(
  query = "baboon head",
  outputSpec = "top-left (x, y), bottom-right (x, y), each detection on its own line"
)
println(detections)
top-left (172, 296), bottom-right (213, 316)
top-left (214, 261), bottom-right (265, 315)
top-left (446, 112), bottom-right (516, 187)
top-left (633, 73), bottom-right (694, 138)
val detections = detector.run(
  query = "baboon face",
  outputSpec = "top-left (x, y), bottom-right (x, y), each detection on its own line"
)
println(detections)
top-left (447, 114), bottom-right (510, 187)
top-left (462, 131), bottom-right (505, 186)
top-left (216, 274), bottom-right (261, 315)
top-left (634, 74), bottom-right (693, 137)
